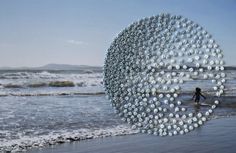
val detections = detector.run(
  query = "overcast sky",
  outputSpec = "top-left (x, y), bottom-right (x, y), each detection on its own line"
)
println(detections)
top-left (0, 0), bottom-right (236, 67)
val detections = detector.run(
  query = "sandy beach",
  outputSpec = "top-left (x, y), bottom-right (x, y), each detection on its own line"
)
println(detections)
top-left (28, 117), bottom-right (236, 153)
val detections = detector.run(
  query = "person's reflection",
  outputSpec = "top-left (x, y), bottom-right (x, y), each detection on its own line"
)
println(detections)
top-left (194, 103), bottom-right (200, 113)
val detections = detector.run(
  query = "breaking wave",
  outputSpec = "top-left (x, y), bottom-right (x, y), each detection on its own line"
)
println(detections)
top-left (0, 71), bottom-right (59, 79)
top-left (0, 91), bottom-right (105, 97)
top-left (0, 125), bottom-right (138, 152)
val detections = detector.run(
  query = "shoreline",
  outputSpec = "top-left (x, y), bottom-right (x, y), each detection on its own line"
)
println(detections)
top-left (28, 117), bottom-right (236, 153)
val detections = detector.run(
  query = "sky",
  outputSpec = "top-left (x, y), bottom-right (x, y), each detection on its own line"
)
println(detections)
top-left (0, 0), bottom-right (236, 67)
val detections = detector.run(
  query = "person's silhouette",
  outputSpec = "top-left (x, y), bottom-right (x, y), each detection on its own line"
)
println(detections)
top-left (192, 87), bottom-right (206, 104)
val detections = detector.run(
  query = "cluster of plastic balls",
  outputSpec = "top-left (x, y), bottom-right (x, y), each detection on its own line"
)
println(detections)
top-left (104, 13), bottom-right (226, 136)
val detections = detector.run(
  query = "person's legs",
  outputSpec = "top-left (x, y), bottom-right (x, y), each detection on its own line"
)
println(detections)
top-left (195, 97), bottom-right (200, 104)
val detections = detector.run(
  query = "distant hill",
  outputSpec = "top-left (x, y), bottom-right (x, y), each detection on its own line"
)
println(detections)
top-left (0, 64), bottom-right (103, 72)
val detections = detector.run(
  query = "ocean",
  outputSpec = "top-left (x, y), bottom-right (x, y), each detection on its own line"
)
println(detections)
top-left (0, 69), bottom-right (235, 152)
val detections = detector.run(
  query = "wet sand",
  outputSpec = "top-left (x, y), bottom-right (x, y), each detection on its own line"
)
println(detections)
top-left (29, 117), bottom-right (236, 153)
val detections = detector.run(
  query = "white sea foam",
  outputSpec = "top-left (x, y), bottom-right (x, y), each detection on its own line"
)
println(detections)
top-left (0, 91), bottom-right (105, 97)
top-left (0, 75), bottom-right (102, 88)
top-left (0, 125), bottom-right (138, 152)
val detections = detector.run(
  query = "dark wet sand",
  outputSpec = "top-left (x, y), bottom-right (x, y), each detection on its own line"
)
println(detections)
top-left (29, 117), bottom-right (236, 153)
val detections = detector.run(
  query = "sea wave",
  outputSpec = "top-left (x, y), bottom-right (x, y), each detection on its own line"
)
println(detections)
top-left (0, 91), bottom-right (235, 109)
top-left (0, 89), bottom-right (234, 98)
top-left (0, 71), bottom-right (103, 80)
top-left (0, 91), bottom-right (105, 97)
top-left (0, 71), bottom-right (59, 79)
top-left (0, 71), bottom-right (104, 90)
top-left (1, 116), bottom-right (235, 152)
top-left (0, 125), bottom-right (138, 152)
top-left (0, 80), bottom-right (102, 89)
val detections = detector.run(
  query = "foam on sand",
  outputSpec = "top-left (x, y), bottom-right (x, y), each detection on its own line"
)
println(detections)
top-left (0, 125), bottom-right (138, 152)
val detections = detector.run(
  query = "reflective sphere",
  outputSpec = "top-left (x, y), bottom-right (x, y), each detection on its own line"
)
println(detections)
top-left (104, 13), bottom-right (226, 136)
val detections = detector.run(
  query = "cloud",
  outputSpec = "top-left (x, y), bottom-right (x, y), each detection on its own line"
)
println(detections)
top-left (66, 40), bottom-right (87, 45)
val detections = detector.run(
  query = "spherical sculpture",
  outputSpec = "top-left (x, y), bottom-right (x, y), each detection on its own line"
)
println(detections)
top-left (104, 13), bottom-right (226, 136)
